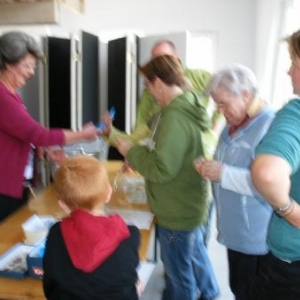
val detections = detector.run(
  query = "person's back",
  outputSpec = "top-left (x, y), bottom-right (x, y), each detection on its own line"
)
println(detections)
top-left (44, 221), bottom-right (139, 300)
top-left (43, 156), bottom-right (140, 300)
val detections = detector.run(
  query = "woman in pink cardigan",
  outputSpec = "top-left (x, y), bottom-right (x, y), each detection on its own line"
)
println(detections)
top-left (0, 31), bottom-right (98, 222)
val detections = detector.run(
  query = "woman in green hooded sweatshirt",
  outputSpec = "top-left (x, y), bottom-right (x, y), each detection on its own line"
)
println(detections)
top-left (115, 55), bottom-right (219, 300)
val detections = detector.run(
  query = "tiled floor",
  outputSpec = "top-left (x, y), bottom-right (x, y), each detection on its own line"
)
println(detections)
top-left (140, 211), bottom-right (234, 300)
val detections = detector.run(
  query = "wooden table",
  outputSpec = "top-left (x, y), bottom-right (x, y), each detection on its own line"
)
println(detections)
top-left (0, 160), bottom-right (154, 300)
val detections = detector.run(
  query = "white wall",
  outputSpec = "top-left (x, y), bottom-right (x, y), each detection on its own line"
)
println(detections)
top-left (0, 0), bottom-right (256, 70)
top-left (4, 0), bottom-right (297, 103)
top-left (73, 0), bottom-right (257, 70)
top-left (255, 0), bottom-right (284, 101)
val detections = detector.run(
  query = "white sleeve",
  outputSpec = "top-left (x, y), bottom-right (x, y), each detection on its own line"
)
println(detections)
top-left (220, 164), bottom-right (258, 197)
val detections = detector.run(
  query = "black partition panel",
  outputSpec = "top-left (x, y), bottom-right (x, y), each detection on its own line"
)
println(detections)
top-left (81, 31), bottom-right (99, 125)
top-left (46, 37), bottom-right (71, 128)
top-left (107, 37), bottom-right (127, 160)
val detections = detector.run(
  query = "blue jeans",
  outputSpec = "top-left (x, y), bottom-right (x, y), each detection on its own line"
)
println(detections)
top-left (158, 224), bottom-right (220, 300)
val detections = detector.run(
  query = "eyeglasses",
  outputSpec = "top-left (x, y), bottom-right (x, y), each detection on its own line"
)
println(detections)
top-left (20, 62), bottom-right (36, 72)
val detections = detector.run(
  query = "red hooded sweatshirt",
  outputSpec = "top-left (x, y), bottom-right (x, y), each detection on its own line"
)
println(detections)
top-left (60, 209), bottom-right (130, 272)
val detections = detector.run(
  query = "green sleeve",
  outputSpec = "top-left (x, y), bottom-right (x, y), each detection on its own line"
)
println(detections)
top-left (135, 89), bottom-right (162, 129)
top-left (107, 124), bottom-right (151, 146)
top-left (184, 69), bottom-right (222, 127)
top-left (184, 68), bottom-right (211, 96)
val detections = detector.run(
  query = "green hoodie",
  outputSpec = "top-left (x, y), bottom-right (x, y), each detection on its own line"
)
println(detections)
top-left (107, 67), bottom-right (219, 157)
top-left (126, 91), bottom-right (210, 230)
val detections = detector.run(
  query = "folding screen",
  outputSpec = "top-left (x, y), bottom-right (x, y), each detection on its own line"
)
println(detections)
top-left (44, 36), bottom-right (72, 129)
top-left (107, 35), bottom-right (137, 160)
top-left (78, 31), bottom-right (100, 127)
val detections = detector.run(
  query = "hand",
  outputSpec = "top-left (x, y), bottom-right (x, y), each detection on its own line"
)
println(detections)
top-left (115, 138), bottom-right (133, 157)
top-left (45, 148), bottom-right (68, 164)
top-left (194, 156), bottom-right (206, 176)
top-left (136, 278), bottom-right (144, 297)
top-left (80, 122), bottom-right (98, 140)
top-left (194, 159), bottom-right (222, 182)
top-left (123, 159), bottom-right (135, 173)
top-left (101, 111), bottom-right (113, 136)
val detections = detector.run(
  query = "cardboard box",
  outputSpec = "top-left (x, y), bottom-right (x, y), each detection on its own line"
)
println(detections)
top-left (27, 241), bottom-right (45, 279)
top-left (0, 243), bottom-right (34, 279)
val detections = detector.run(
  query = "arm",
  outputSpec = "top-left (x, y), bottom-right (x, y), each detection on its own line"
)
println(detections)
top-left (62, 122), bottom-right (98, 145)
top-left (184, 68), bottom-right (222, 131)
top-left (108, 124), bottom-right (151, 146)
top-left (194, 160), bottom-right (258, 197)
top-left (251, 101), bottom-right (300, 227)
top-left (0, 93), bottom-right (98, 147)
top-left (252, 155), bottom-right (300, 227)
top-left (221, 165), bottom-right (260, 197)
top-left (98, 95), bottom-right (154, 146)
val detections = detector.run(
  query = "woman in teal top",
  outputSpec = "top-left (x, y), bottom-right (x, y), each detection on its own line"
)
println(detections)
top-left (250, 29), bottom-right (300, 300)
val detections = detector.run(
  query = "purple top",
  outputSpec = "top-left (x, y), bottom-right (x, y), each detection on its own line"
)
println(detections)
top-left (0, 82), bottom-right (64, 198)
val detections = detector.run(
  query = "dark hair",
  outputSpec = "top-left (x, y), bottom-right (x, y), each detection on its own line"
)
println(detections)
top-left (139, 55), bottom-right (185, 87)
top-left (0, 31), bottom-right (43, 70)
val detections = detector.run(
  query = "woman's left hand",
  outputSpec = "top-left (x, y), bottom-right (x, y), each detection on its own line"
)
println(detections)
top-left (81, 122), bottom-right (99, 140)
top-left (46, 148), bottom-right (68, 164)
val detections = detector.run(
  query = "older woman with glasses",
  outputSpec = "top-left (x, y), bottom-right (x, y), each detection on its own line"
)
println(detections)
top-left (0, 31), bottom-right (98, 222)
top-left (194, 64), bottom-right (274, 300)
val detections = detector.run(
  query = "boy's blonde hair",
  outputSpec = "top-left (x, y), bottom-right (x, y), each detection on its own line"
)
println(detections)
top-left (53, 156), bottom-right (111, 211)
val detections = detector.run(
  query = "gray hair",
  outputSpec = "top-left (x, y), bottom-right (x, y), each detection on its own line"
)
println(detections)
top-left (0, 31), bottom-right (43, 70)
top-left (206, 64), bottom-right (258, 97)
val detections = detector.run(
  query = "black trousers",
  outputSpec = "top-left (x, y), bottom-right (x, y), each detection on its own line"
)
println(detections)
top-left (227, 249), bottom-right (263, 300)
top-left (249, 252), bottom-right (300, 300)
top-left (0, 187), bottom-right (29, 223)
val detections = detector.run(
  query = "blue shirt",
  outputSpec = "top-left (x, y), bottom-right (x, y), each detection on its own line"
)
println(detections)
top-left (213, 108), bottom-right (274, 254)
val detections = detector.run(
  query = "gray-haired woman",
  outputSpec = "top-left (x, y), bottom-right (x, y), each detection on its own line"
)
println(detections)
top-left (194, 64), bottom-right (275, 300)
top-left (0, 31), bottom-right (98, 222)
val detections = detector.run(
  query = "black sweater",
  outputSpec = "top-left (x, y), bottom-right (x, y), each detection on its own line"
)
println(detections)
top-left (43, 223), bottom-right (140, 300)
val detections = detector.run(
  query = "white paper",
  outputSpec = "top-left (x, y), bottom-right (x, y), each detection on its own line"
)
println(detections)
top-left (106, 208), bottom-right (154, 230)
top-left (137, 261), bottom-right (156, 288)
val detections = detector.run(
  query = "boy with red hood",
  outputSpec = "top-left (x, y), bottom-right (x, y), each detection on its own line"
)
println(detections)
top-left (43, 156), bottom-right (140, 300)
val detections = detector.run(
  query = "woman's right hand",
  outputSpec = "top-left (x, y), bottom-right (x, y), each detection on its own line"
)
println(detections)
top-left (99, 111), bottom-right (113, 137)
top-left (63, 123), bottom-right (98, 144)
